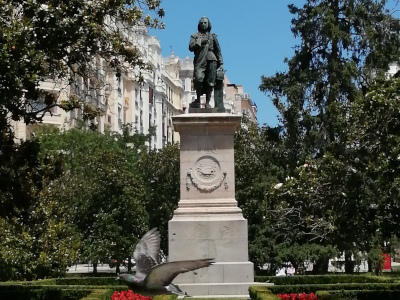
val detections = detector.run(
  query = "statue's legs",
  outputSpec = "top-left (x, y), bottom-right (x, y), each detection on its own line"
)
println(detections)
top-left (190, 67), bottom-right (205, 108)
top-left (205, 90), bottom-right (212, 108)
top-left (205, 60), bottom-right (217, 108)
top-left (214, 73), bottom-right (225, 111)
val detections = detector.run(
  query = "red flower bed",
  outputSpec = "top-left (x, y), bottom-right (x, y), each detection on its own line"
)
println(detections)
top-left (111, 290), bottom-right (152, 300)
top-left (277, 292), bottom-right (318, 300)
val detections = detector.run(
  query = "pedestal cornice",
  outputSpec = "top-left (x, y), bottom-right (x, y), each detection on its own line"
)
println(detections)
top-left (172, 113), bottom-right (241, 134)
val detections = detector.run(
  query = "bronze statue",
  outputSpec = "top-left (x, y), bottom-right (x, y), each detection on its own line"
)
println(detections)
top-left (189, 16), bottom-right (224, 109)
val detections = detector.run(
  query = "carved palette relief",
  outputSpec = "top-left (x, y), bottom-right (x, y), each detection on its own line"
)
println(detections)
top-left (186, 155), bottom-right (228, 192)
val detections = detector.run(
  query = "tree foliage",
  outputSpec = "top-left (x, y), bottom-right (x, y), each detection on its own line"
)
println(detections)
top-left (0, 0), bottom-right (164, 279)
top-left (0, 0), bottom-right (164, 126)
top-left (258, 0), bottom-right (400, 273)
top-left (37, 125), bottom-right (150, 273)
top-left (234, 117), bottom-right (285, 269)
top-left (138, 143), bottom-right (180, 256)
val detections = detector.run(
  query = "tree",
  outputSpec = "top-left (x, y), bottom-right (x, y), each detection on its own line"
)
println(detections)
top-left (0, 151), bottom-right (80, 280)
top-left (138, 143), bottom-right (180, 256)
top-left (260, 0), bottom-right (400, 166)
top-left (0, 0), bottom-right (164, 126)
top-left (234, 117), bottom-right (285, 270)
top-left (260, 0), bottom-right (400, 273)
top-left (0, 0), bottom-right (164, 278)
top-left (37, 125), bottom-right (149, 274)
top-left (347, 77), bottom-right (400, 272)
top-left (0, 0), bottom-right (164, 223)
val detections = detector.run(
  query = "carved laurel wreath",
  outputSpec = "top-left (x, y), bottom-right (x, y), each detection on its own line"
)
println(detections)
top-left (186, 169), bottom-right (228, 192)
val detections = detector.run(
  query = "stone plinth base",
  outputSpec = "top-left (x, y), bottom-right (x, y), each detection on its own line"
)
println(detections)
top-left (169, 215), bottom-right (253, 296)
top-left (169, 113), bottom-right (254, 297)
top-left (176, 282), bottom-right (274, 298)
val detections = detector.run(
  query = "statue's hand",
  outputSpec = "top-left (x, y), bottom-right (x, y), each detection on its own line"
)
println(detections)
top-left (218, 65), bottom-right (224, 71)
top-left (201, 38), bottom-right (208, 45)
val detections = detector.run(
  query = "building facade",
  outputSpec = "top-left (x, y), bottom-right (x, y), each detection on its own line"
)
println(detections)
top-left (12, 26), bottom-right (186, 149)
top-left (12, 28), bottom-right (257, 146)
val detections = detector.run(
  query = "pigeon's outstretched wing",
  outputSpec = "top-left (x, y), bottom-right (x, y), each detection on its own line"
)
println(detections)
top-left (134, 228), bottom-right (161, 281)
top-left (145, 258), bottom-right (214, 289)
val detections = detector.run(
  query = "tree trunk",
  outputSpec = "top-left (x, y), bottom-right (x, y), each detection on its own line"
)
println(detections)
top-left (312, 257), bottom-right (329, 274)
top-left (116, 263), bottom-right (120, 275)
top-left (93, 262), bottom-right (98, 274)
top-left (344, 251), bottom-right (354, 273)
top-left (127, 255), bottom-right (132, 273)
top-left (368, 258), bottom-right (373, 272)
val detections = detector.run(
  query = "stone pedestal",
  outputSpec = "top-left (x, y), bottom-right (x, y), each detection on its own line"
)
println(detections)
top-left (169, 113), bottom-right (254, 297)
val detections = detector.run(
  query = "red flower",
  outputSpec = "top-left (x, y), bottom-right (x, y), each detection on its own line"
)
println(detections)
top-left (111, 290), bottom-right (153, 300)
top-left (277, 293), bottom-right (318, 300)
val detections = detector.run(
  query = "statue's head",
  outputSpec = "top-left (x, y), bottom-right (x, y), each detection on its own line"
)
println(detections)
top-left (198, 16), bottom-right (211, 32)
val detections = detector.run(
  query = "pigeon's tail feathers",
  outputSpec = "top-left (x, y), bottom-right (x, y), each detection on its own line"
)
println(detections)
top-left (166, 283), bottom-right (191, 297)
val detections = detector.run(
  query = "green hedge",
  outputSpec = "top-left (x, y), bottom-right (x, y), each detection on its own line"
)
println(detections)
top-left (0, 284), bottom-right (125, 291)
top-left (0, 287), bottom-right (93, 300)
top-left (317, 289), bottom-right (400, 300)
top-left (316, 291), bottom-right (338, 300)
top-left (79, 289), bottom-right (114, 300)
top-left (0, 279), bottom-right (57, 286)
top-left (249, 286), bottom-right (280, 300)
top-left (268, 282), bottom-right (400, 294)
top-left (56, 277), bottom-right (125, 286)
top-left (0, 280), bottom-right (177, 300)
top-left (255, 274), bottom-right (396, 285)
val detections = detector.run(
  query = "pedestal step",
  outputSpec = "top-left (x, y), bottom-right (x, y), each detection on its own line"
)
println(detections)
top-left (177, 282), bottom-right (274, 297)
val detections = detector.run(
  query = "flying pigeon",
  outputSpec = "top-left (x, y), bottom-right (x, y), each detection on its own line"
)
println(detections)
top-left (117, 228), bottom-right (214, 296)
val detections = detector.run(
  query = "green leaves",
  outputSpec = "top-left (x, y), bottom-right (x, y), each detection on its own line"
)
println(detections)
top-left (38, 125), bottom-right (149, 269)
top-left (138, 143), bottom-right (180, 255)
top-left (0, 0), bottom-right (164, 125)
top-left (258, 0), bottom-right (400, 273)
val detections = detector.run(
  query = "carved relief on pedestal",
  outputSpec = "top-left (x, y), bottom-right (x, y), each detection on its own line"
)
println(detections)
top-left (186, 155), bottom-right (228, 192)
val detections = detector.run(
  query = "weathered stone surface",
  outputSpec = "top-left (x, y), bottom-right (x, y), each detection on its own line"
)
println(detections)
top-left (169, 113), bottom-right (254, 297)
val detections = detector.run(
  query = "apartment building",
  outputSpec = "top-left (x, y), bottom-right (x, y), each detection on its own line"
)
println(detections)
top-left (12, 25), bottom-right (186, 149)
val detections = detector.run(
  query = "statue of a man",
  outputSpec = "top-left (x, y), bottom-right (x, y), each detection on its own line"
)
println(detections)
top-left (189, 16), bottom-right (223, 108)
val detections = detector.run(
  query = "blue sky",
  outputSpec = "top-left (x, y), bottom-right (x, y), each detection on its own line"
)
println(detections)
top-left (149, 1), bottom-right (400, 127)
top-left (149, 0), bottom-right (305, 127)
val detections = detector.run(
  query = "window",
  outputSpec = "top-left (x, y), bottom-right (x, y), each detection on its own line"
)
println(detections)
top-left (149, 87), bottom-right (154, 105)
top-left (135, 88), bottom-right (139, 107)
top-left (118, 104), bottom-right (122, 128)
top-left (149, 113), bottom-right (152, 128)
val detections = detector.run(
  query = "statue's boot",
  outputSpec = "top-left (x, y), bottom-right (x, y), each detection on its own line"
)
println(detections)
top-left (205, 92), bottom-right (212, 108)
top-left (190, 93), bottom-right (201, 108)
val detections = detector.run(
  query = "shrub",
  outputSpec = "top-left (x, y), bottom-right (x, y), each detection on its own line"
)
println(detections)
top-left (254, 275), bottom-right (395, 285)
top-left (268, 282), bottom-right (400, 294)
top-left (249, 286), bottom-right (281, 300)
top-left (56, 277), bottom-right (125, 286)
top-left (317, 289), bottom-right (400, 300)
top-left (80, 289), bottom-right (114, 300)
